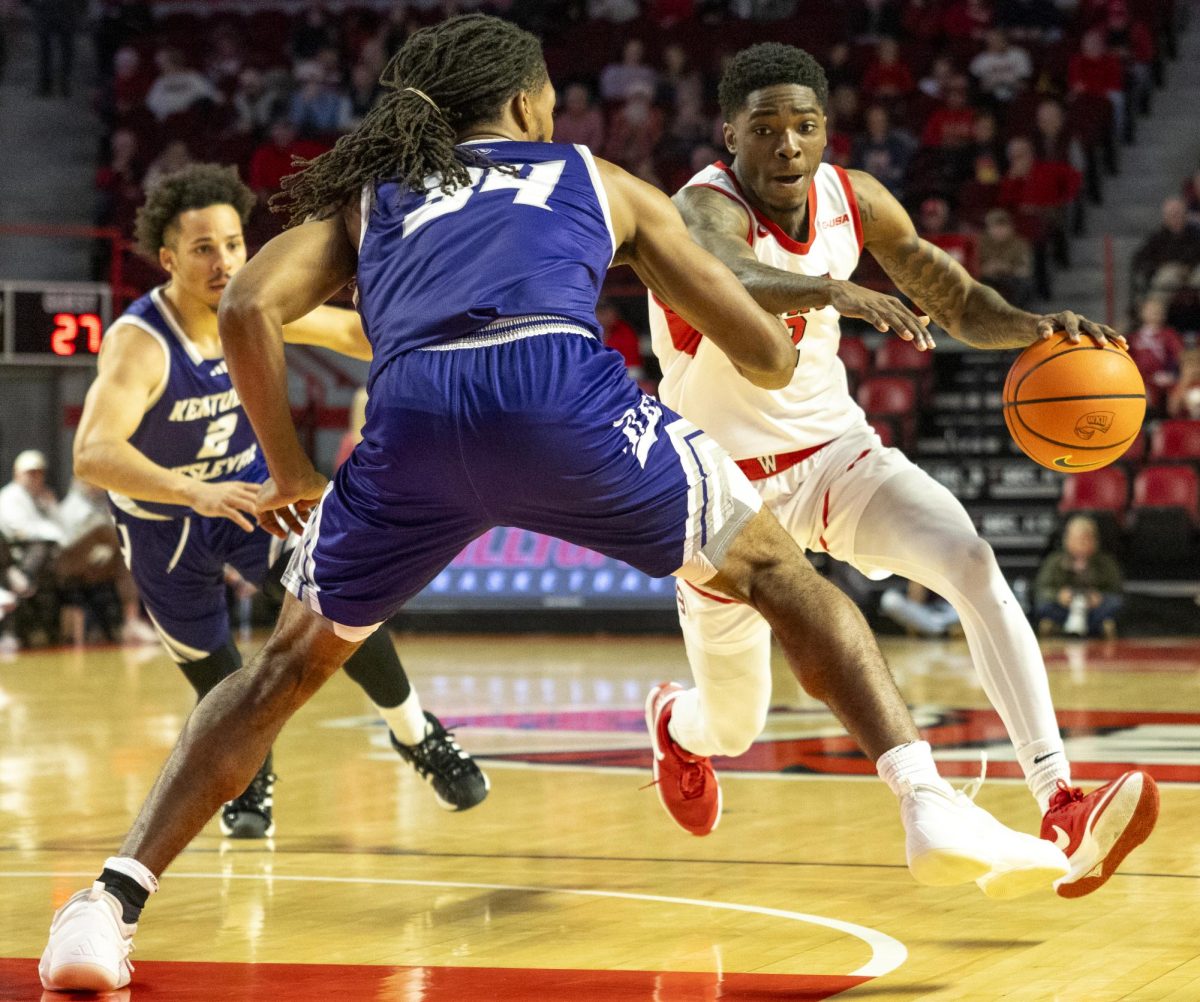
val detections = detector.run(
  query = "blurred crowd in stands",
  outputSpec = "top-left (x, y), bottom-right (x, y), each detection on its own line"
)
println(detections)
top-left (84, 0), bottom-right (1184, 323)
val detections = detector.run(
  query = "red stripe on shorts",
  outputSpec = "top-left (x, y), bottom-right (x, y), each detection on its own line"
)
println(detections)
top-left (684, 581), bottom-right (740, 605)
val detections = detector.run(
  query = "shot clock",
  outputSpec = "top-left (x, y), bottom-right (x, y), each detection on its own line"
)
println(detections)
top-left (1, 282), bottom-right (112, 363)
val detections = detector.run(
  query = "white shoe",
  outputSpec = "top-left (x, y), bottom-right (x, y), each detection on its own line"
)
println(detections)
top-left (901, 780), bottom-right (1069, 898)
top-left (39, 883), bottom-right (135, 991)
top-left (120, 618), bottom-right (159, 646)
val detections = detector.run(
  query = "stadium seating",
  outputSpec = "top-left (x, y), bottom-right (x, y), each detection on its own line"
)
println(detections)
top-left (857, 376), bottom-right (917, 449)
top-left (1058, 465), bottom-right (1130, 555)
top-left (1127, 464), bottom-right (1200, 570)
top-left (1150, 419), bottom-right (1200, 461)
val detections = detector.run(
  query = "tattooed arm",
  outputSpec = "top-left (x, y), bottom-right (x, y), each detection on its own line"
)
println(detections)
top-left (851, 169), bottom-right (1121, 349)
top-left (674, 185), bottom-right (931, 345)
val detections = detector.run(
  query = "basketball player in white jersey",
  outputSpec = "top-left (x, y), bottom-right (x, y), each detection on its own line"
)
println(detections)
top-left (646, 43), bottom-right (1158, 898)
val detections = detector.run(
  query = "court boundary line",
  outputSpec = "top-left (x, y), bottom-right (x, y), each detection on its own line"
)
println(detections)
top-left (1, 869), bottom-right (907, 979)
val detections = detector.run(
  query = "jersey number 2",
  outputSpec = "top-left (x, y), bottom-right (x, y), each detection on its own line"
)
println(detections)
top-left (196, 414), bottom-right (237, 459)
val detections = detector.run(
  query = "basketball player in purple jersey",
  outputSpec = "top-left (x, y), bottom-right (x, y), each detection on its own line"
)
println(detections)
top-left (67, 165), bottom-right (487, 839)
top-left (42, 18), bottom-right (1070, 991)
top-left (647, 43), bottom-right (1157, 898)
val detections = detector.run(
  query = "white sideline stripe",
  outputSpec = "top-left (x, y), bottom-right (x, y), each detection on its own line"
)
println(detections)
top-left (6, 870), bottom-right (906, 979)
top-left (165, 517), bottom-right (191, 574)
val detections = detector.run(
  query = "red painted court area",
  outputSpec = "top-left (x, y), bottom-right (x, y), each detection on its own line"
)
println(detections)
top-left (0, 959), bottom-right (868, 1001)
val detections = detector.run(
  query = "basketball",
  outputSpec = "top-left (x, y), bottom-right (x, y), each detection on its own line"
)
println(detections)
top-left (1002, 336), bottom-right (1146, 472)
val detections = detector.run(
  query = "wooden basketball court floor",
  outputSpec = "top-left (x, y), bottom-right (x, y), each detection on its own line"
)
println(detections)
top-left (2, 631), bottom-right (1199, 1001)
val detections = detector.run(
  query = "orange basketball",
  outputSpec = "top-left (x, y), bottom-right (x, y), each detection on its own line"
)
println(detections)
top-left (1002, 336), bottom-right (1146, 472)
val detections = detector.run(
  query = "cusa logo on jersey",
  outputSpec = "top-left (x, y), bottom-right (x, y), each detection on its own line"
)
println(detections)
top-left (819, 213), bottom-right (849, 230)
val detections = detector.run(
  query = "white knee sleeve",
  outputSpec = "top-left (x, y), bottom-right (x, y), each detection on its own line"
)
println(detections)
top-left (669, 582), bottom-right (772, 759)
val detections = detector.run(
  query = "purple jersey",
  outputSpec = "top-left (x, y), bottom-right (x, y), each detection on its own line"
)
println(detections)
top-left (107, 287), bottom-right (268, 520)
top-left (356, 140), bottom-right (615, 378)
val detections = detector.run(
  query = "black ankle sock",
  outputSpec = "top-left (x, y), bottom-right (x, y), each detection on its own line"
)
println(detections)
top-left (99, 868), bottom-right (149, 923)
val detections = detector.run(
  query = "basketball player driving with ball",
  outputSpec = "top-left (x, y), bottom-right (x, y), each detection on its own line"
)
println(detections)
top-left (645, 42), bottom-right (1158, 898)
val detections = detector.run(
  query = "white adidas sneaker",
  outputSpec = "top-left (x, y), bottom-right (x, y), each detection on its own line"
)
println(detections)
top-left (900, 780), bottom-right (1069, 898)
top-left (39, 883), bottom-right (136, 991)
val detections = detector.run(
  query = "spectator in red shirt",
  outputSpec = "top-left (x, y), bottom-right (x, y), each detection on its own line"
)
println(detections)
top-left (1128, 296), bottom-right (1185, 391)
top-left (918, 197), bottom-right (979, 276)
top-left (598, 299), bottom-right (643, 377)
top-left (1104, 3), bottom-right (1154, 114)
top-left (248, 119), bottom-right (326, 198)
top-left (998, 135), bottom-right (1081, 266)
top-left (95, 127), bottom-right (144, 229)
top-left (998, 136), bottom-right (1081, 213)
top-left (553, 82), bottom-right (605, 150)
top-left (921, 75), bottom-right (975, 148)
top-left (1069, 29), bottom-right (1126, 138)
top-left (861, 37), bottom-right (915, 100)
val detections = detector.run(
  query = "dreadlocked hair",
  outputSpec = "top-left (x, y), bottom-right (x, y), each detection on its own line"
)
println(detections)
top-left (274, 13), bottom-right (547, 227)
top-left (134, 163), bottom-right (255, 258)
top-left (718, 43), bottom-right (829, 119)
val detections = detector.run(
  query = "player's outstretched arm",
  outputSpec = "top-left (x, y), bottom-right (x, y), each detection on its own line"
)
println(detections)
top-left (675, 185), bottom-right (932, 348)
top-left (220, 213), bottom-right (357, 521)
top-left (74, 325), bottom-right (259, 530)
top-left (852, 170), bottom-right (1122, 349)
top-left (596, 159), bottom-right (794, 389)
top-left (282, 305), bottom-right (372, 361)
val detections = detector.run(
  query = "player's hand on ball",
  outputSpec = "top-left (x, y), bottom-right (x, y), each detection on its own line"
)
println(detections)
top-left (187, 480), bottom-right (262, 533)
top-left (827, 281), bottom-right (934, 350)
top-left (1036, 311), bottom-right (1126, 349)
top-left (256, 467), bottom-right (329, 538)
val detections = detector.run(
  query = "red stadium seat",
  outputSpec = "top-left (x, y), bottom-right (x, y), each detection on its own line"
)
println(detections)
top-left (1132, 464), bottom-right (1200, 523)
top-left (873, 338), bottom-right (933, 374)
top-left (1059, 466), bottom-right (1129, 518)
top-left (838, 336), bottom-right (871, 378)
top-left (857, 376), bottom-right (917, 449)
top-left (1059, 466), bottom-right (1129, 553)
top-left (1150, 420), bottom-right (1200, 461)
top-left (1127, 464), bottom-right (1200, 570)
top-left (1122, 428), bottom-right (1148, 465)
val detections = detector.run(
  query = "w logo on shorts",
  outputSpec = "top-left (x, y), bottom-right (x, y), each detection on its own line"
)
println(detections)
top-left (613, 396), bottom-right (662, 468)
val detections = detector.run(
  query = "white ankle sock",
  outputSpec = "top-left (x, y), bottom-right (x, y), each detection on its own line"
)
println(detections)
top-left (1017, 739), bottom-right (1072, 814)
top-left (102, 855), bottom-right (158, 895)
top-left (876, 740), bottom-right (952, 798)
top-left (379, 690), bottom-right (428, 745)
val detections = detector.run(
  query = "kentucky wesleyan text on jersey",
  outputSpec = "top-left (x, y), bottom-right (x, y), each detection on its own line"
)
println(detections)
top-left (106, 287), bottom-right (268, 519)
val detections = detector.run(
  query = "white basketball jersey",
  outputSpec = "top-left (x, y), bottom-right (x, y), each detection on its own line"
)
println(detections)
top-left (649, 161), bottom-right (865, 458)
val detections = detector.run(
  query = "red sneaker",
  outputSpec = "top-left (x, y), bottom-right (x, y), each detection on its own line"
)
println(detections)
top-left (644, 682), bottom-right (721, 837)
top-left (1042, 771), bottom-right (1160, 898)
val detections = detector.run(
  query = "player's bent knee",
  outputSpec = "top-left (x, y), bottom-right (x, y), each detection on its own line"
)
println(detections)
top-left (941, 533), bottom-right (1000, 589)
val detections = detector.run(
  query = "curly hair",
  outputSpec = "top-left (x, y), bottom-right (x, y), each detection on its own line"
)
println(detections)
top-left (274, 13), bottom-right (547, 226)
top-left (134, 163), bottom-right (255, 257)
top-left (718, 43), bottom-right (829, 119)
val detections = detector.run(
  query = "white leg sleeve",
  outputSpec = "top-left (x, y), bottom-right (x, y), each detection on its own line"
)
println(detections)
top-left (668, 582), bottom-right (773, 759)
top-left (850, 468), bottom-right (1070, 808)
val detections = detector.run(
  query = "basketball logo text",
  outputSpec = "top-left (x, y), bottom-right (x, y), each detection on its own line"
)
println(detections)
top-left (1074, 411), bottom-right (1114, 440)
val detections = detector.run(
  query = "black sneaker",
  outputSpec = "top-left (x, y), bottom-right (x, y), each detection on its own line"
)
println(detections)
top-left (220, 755), bottom-right (276, 838)
top-left (391, 712), bottom-right (489, 812)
